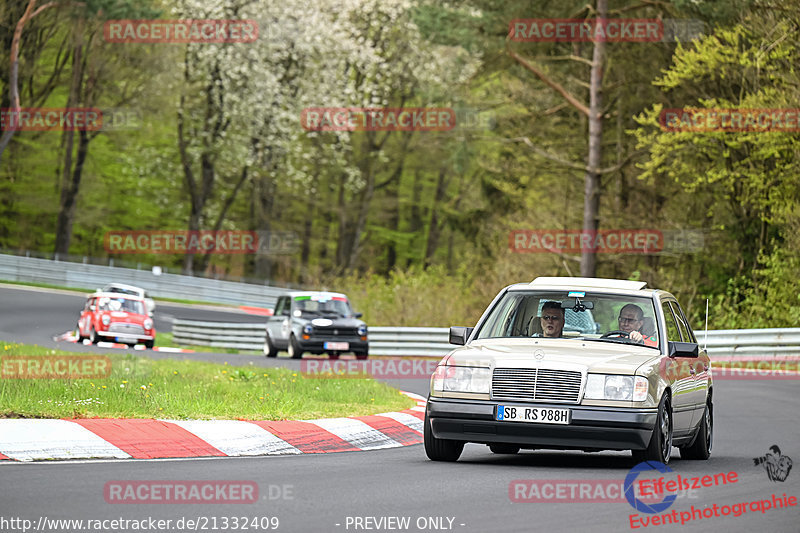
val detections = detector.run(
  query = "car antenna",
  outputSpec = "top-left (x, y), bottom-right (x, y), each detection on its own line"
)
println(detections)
top-left (704, 298), bottom-right (709, 351)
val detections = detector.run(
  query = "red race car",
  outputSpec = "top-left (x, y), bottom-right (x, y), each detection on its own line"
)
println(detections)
top-left (76, 292), bottom-right (155, 348)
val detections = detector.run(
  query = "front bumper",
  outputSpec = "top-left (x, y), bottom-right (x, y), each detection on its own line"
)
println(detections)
top-left (427, 397), bottom-right (657, 451)
top-left (299, 337), bottom-right (368, 354)
top-left (98, 330), bottom-right (154, 342)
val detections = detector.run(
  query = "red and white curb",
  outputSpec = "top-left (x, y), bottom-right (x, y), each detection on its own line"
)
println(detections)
top-left (0, 392), bottom-right (427, 462)
top-left (53, 331), bottom-right (194, 353)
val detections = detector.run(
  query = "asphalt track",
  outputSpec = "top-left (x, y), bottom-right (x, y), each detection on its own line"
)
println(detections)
top-left (1, 284), bottom-right (798, 532)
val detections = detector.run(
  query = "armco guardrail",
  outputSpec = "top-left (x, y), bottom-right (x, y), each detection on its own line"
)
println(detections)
top-left (170, 320), bottom-right (800, 358)
top-left (0, 253), bottom-right (290, 308)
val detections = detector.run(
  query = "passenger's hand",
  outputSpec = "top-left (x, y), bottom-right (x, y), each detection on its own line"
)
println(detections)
top-left (628, 330), bottom-right (644, 343)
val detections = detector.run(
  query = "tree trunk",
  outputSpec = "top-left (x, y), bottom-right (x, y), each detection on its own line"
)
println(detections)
top-left (407, 169), bottom-right (423, 268)
top-left (580, 0), bottom-right (607, 278)
top-left (424, 167), bottom-right (448, 268)
top-left (54, 16), bottom-right (84, 255)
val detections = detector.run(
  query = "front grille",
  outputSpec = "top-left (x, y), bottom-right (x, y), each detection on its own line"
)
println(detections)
top-left (492, 368), bottom-right (582, 403)
top-left (108, 323), bottom-right (145, 335)
top-left (314, 327), bottom-right (358, 337)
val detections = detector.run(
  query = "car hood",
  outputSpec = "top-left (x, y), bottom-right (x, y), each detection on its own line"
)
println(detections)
top-left (301, 316), bottom-right (365, 328)
top-left (442, 338), bottom-right (660, 375)
top-left (104, 311), bottom-right (147, 323)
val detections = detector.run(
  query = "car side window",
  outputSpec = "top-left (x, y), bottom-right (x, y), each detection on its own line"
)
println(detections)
top-left (660, 302), bottom-right (682, 342)
top-left (672, 302), bottom-right (697, 343)
top-left (274, 297), bottom-right (285, 316)
top-left (668, 301), bottom-right (693, 343)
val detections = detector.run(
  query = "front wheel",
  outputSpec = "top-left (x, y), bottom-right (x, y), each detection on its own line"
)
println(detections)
top-left (632, 393), bottom-right (673, 464)
top-left (354, 351), bottom-right (368, 360)
top-left (424, 409), bottom-right (464, 462)
top-left (680, 399), bottom-right (712, 460)
top-left (144, 340), bottom-right (154, 349)
top-left (89, 327), bottom-right (99, 344)
top-left (263, 332), bottom-right (277, 358)
top-left (288, 335), bottom-right (303, 359)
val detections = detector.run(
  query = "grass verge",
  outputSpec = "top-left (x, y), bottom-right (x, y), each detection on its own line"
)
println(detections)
top-left (0, 341), bottom-right (415, 420)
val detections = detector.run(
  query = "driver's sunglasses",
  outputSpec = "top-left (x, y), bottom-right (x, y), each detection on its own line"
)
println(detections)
top-left (542, 315), bottom-right (562, 321)
top-left (618, 316), bottom-right (640, 324)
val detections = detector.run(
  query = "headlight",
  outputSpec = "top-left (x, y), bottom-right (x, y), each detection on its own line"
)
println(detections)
top-left (585, 374), bottom-right (648, 401)
top-left (302, 324), bottom-right (313, 335)
top-left (101, 315), bottom-right (110, 326)
top-left (143, 318), bottom-right (153, 330)
top-left (432, 366), bottom-right (491, 394)
top-left (357, 325), bottom-right (367, 337)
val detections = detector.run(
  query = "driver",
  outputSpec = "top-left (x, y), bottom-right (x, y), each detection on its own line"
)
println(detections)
top-left (618, 304), bottom-right (657, 346)
top-left (539, 301), bottom-right (565, 338)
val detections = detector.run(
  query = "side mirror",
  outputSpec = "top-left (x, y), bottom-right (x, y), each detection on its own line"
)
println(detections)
top-left (449, 326), bottom-right (474, 346)
top-left (354, 312), bottom-right (363, 318)
top-left (668, 341), bottom-right (699, 358)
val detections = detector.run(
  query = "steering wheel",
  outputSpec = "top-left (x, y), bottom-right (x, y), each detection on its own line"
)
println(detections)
top-left (600, 330), bottom-right (630, 339)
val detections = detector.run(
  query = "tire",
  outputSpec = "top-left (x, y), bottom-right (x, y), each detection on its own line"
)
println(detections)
top-left (632, 393), bottom-right (673, 464)
top-left (144, 340), bottom-right (154, 349)
top-left (263, 332), bottom-right (277, 358)
top-left (288, 335), bottom-right (303, 359)
top-left (76, 324), bottom-right (85, 342)
top-left (424, 409), bottom-right (464, 462)
top-left (89, 326), bottom-right (99, 345)
top-left (680, 399), bottom-right (712, 460)
top-left (354, 351), bottom-right (368, 360)
top-left (489, 443), bottom-right (520, 455)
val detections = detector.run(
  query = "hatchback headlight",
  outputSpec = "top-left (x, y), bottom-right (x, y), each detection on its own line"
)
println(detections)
top-left (357, 325), bottom-right (367, 337)
top-left (584, 374), bottom-right (648, 401)
top-left (303, 324), bottom-right (313, 335)
top-left (101, 315), bottom-right (111, 326)
top-left (143, 318), bottom-right (153, 330)
top-left (433, 366), bottom-right (491, 394)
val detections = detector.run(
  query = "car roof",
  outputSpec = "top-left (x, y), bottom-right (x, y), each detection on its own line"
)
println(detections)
top-left (287, 291), bottom-right (348, 299)
top-left (102, 283), bottom-right (145, 292)
top-left (90, 292), bottom-right (146, 301)
top-left (506, 276), bottom-right (658, 297)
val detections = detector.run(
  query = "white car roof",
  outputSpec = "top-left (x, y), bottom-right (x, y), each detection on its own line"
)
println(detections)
top-left (103, 283), bottom-right (146, 293)
top-left (530, 277), bottom-right (647, 290)
top-left (504, 277), bottom-right (656, 297)
top-left (288, 291), bottom-right (348, 299)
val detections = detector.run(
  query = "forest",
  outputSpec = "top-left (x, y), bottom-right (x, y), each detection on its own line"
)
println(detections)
top-left (1, 0), bottom-right (798, 328)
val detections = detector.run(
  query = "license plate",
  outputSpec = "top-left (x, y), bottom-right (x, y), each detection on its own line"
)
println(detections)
top-left (324, 341), bottom-right (349, 350)
top-left (496, 405), bottom-right (570, 425)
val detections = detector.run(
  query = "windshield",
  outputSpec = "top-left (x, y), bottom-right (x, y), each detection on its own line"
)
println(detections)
top-left (97, 297), bottom-right (145, 315)
top-left (293, 296), bottom-right (353, 317)
top-left (474, 290), bottom-right (659, 348)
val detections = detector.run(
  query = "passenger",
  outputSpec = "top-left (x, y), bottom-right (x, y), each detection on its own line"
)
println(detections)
top-left (618, 303), bottom-right (657, 346)
top-left (539, 301), bottom-right (565, 338)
